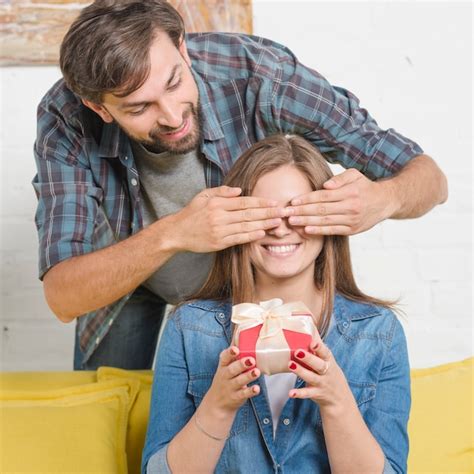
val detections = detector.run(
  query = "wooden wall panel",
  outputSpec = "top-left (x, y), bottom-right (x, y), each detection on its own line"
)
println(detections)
top-left (0, 0), bottom-right (253, 65)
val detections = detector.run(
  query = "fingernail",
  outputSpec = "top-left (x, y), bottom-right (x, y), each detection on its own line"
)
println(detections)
top-left (311, 343), bottom-right (319, 351)
top-left (251, 369), bottom-right (258, 377)
top-left (230, 347), bottom-right (237, 355)
top-left (292, 199), bottom-right (301, 206)
top-left (289, 362), bottom-right (297, 370)
top-left (289, 216), bottom-right (301, 224)
top-left (296, 351), bottom-right (305, 359)
top-left (245, 359), bottom-right (253, 367)
top-left (271, 218), bottom-right (281, 226)
top-left (289, 391), bottom-right (296, 398)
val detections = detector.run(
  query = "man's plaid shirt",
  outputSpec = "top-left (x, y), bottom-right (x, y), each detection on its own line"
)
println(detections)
top-left (33, 33), bottom-right (423, 363)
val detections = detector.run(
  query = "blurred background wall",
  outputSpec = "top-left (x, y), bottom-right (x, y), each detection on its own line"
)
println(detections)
top-left (0, 1), bottom-right (472, 370)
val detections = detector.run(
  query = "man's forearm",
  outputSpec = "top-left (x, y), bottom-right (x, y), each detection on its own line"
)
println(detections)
top-left (381, 154), bottom-right (448, 219)
top-left (43, 215), bottom-right (179, 322)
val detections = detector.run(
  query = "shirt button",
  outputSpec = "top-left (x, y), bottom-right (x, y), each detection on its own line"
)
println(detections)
top-left (108, 319), bottom-right (113, 326)
top-left (342, 321), bottom-right (349, 328)
top-left (283, 418), bottom-right (290, 425)
top-left (263, 417), bottom-right (270, 425)
top-left (124, 156), bottom-right (129, 160)
top-left (131, 178), bottom-right (138, 186)
top-left (218, 312), bottom-right (225, 319)
top-left (95, 337), bottom-right (100, 345)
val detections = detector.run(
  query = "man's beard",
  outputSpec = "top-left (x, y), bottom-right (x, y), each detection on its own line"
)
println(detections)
top-left (145, 101), bottom-right (202, 155)
top-left (116, 101), bottom-right (203, 155)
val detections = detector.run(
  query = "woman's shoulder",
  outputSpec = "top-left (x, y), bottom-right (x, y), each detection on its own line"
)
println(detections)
top-left (168, 299), bottom-right (232, 329)
top-left (334, 294), bottom-right (404, 344)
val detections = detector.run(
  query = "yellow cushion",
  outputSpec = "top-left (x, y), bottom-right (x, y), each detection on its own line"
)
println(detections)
top-left (98, 367), bottom-right (153, 474)
top-left (0, 370), bottom-right (96, 390)
top-left (0, 378), bottom-right (139, 474)
top-left (408, 357), bottom-right (474, 473)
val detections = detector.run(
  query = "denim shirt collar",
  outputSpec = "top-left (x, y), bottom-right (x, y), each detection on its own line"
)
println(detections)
top-left (195, 294), bottom-right (384, 344)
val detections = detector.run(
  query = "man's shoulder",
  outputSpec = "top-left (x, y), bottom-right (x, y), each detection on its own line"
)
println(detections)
top-left (186, 32), bottom-right (297, 80)
top-left (37, 78), bottom-right (103, 140)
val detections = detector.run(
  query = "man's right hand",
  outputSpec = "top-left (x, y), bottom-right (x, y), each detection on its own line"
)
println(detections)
top-left (167, 185), bottom-right (286, 253)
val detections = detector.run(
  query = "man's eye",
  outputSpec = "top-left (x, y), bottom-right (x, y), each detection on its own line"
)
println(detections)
top-left (168, 78), bottom-right (182, 91)
top-left (129, 107), bottom-right (148, 116)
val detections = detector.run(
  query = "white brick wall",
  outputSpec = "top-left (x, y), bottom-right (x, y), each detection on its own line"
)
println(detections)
top-left (1, 1), bottom-right (472, 370)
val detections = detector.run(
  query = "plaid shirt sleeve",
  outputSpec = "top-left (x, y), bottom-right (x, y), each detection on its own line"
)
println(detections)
top-left (32, 92), bottom-right (103, 280)
top-left (262, 45), bottom-right (424, 179)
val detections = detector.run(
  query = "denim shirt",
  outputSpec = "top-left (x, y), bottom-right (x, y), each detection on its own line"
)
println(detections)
top-left (142, 294), bottom-right (411, 473)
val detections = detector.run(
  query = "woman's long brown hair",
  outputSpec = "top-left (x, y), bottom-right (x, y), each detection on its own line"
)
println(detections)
top-left (190, 134), bottom-right (395, 338)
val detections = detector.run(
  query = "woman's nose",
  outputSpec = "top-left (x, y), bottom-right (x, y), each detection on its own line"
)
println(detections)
top-left (267, 217), bottom-right (292, 237)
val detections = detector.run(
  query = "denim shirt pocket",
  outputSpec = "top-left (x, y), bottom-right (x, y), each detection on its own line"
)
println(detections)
top-left (315, 380), bottom-right (376, 428)
top-left (187, 374), bottom-right (250, 437)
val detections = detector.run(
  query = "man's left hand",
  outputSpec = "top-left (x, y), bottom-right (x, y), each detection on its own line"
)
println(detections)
top-left (285, 168), bottom-right (395, 236)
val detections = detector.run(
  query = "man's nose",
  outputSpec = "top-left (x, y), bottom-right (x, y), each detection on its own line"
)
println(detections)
top-left (267, 217), bottom-right (292, 237)
top-left (156, 99), bottom-right (183, 129)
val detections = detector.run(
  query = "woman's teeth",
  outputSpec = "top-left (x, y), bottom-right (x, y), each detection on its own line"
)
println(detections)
top-left (265, 244), bottom-right (299, 254)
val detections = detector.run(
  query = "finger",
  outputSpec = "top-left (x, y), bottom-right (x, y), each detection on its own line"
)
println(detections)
top-left (238, 384), bottom-right (261, 400)
top-left (304, 225), bottom-right (353, 236)
top-left (231, 367), bottom-right (260, 389)
top-left (288, 360), bottom-right (319, 385)
top-left (323, 169), bottom-right (362, 190)
top-left (288, 215), bottom-right (356, 227)
top-left (220, 195), bottom-right (280, 211)
top-left (289, 187), bottom-right (350, 206)
top-left (220, 229), bottom-right (267, 247)
top-left (225, 356), bottom-right (256, 379)
top-left (313, 341), bottom-right (332, 362)
top-left (228, 206), bottom-right (287, 223)
top-left (289, 386), bottom-right (317, 399)
top-left (294, 349), bottom-right (328, 374)
top-left (218, 345), bottom-right (240, 367)
top-left (287, 201), bottom-right (352, 218)
top-left (222, 218), bottom-right (282, 236)
top-left (205, 186), bottom-right (242, 198)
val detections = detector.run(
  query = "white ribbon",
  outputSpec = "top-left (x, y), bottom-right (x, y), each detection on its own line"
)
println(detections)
top-left (231, 299), bottom-right (318, 375)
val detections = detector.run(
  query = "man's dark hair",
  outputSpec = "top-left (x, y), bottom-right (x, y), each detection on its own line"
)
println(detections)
top-left (60, 0), bottom-right (185, 103)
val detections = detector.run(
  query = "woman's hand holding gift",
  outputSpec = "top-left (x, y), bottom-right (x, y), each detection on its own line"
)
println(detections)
top-left (288, 339), bottom-right (354, 415)
top-left (205, 345), bottom-right (261, 415)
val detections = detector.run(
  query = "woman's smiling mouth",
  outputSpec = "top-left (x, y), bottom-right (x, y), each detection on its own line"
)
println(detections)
top-left (262, 243), bottom-right (302, 256)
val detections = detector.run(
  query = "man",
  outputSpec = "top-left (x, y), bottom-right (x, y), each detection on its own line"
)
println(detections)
top-left (33, 0), bottom-right (447, 370)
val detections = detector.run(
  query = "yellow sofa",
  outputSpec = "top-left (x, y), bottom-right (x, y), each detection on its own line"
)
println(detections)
top-left (1, 358), bottom-right (472, 473)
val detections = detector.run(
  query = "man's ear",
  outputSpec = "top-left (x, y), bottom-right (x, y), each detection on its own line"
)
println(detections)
top-left (82, 99), bottom-right (114, 123)
top-left (178, 37), bottom-right (192, 67)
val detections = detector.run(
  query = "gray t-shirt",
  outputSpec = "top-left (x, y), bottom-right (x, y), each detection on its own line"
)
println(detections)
top-left (132, 141), bottom-right (214, 304)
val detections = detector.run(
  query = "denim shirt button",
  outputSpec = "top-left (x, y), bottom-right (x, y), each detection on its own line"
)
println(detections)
top-left (131, 178), bottom-right (138, 186)
top-left (283, 418), bottom-right (290, 425)
top-left (263, 417), bottom-right (270, 424)
top-left (342, 321), bottom-right (349, 328)
top-left (218, 312), bottom-right (225, 320)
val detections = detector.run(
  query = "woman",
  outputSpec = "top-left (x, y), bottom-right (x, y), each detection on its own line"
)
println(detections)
top-left (142, 134), bottom-right (411, 474)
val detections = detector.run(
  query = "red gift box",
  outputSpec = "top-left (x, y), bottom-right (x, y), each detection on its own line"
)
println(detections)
top-left (231, 299), bottom-right (318, 375)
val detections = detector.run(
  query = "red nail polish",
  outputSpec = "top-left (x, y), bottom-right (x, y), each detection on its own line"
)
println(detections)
top-left (245, 359), bottom-right (253, 367)
top-left (289, 362), bottom-right (297, 370)
top-left (296, 351), bottom-right (305, 359)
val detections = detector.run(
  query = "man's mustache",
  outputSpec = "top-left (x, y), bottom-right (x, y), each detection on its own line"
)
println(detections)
top-left (150, 105), bottom-right (194, 135)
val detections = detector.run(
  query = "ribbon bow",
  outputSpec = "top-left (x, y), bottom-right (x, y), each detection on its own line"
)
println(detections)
top-left (231, 299), bottom-right (317, 375)
top-left (231, 298), bottom-right (314, 341)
